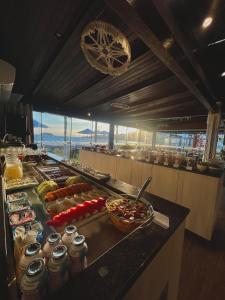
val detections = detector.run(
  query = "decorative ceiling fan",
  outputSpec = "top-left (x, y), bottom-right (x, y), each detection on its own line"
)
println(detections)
top-left (81, 20), bottom-right (131, 76)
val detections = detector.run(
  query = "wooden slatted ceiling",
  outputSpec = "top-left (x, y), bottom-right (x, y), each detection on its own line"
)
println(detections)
top-left (58, 51), bottom-right (170, 110)
top-left (0, 0), bottom-right (214, 128)
top-left (88, 77), bottom-right (189, 115)
top-left (121, 100), bottom-right (201, 119)
top-left (104, 0), bottom-right (215, 112)
top-left (0, 0), bottom-right (100, 95)
top-left (32, 38), bottom-right (146, 107)
top-left (32, 4), bottom-right (139, 106)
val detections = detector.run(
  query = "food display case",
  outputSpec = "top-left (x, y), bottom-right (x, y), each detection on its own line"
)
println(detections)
top-left (0, 154), bottom-right (189, 300)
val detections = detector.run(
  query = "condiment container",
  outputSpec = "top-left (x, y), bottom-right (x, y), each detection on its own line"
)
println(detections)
top-left (62, 225), bottom-right (79, 248)
top-left (173, 152), bottom-right (182, 168)
top-left (43, 233), bottom-right (62, 261)
top-left (48, 245), bottom-right (69, 293)
top-left (164, 151), bottom-right (173, 166)
top-left (186, 156), bottom-right (196, 171)
top-left (68, 235), bottom-right (88, 276)
top-left (17, 242), bottom-right (43, 284)
top-left (20, 258), bottom-right (48, 300)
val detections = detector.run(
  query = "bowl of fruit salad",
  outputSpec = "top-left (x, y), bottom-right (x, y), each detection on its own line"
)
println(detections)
top-left (106, 197), bottom-right (154, 233)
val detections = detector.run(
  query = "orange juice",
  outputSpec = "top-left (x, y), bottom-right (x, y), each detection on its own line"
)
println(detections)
top-left (4, 162), bottom-right (23, 180)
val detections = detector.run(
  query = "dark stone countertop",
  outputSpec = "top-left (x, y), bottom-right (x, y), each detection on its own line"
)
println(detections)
top-left (48, 155), bottom-right (190, 300)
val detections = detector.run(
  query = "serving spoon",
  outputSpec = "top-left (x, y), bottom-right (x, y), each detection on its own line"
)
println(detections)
top-left (136, 176), bottom-right (152, 202)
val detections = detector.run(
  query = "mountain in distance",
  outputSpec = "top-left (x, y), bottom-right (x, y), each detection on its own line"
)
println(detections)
top-left (42, 132), bottom-right (54, 136)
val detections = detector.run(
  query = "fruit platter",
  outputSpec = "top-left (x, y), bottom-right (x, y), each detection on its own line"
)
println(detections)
top-left (35, 174), bottom-right (118, 233)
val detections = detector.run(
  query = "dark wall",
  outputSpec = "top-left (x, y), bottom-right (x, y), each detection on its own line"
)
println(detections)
top-left (0, 103), bottom-right (32, 143)
top-left (5, 113), bottom-right (26, 141)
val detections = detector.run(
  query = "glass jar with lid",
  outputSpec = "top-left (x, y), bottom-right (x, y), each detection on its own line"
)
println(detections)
top-left (164, 151), bottom-right (172, 166)
top-left (186, 156), bottom-right (196, 170)
top-left (155, 150), bottom-right (164, 164)
top-left (173, 152), bottom-right (182, 168)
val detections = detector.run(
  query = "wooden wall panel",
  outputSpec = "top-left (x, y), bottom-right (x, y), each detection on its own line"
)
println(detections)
top-left (115, 157), bottom-right (132, 183)
top-left (130, 160), bottom-right (152, 189)
top-left (79, 150), bottom-right (96, 169)
top-left (94, 153), bottom-right (117, 178)
top-left (177, 172), bottom-right (220, 239)
top-left (149, 165), bottom-right (179, 202)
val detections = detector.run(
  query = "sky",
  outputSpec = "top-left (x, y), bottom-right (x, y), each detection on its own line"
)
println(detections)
top-left (33, 111), bottom-right (110, 136)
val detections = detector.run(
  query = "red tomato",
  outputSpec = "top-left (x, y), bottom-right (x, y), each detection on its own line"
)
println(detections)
top-left (75, 204), bottom-right (87, 217)
top-left (53, 214), bottom-right (62, 222)
top-left (98, 196), bottom-right (107, 201)
top-left (57, 211), bottom-right (69, 222)
top-left (91, 199), bottom-right (102, 210)
top-left (47, 219), bottom-right (63, 226)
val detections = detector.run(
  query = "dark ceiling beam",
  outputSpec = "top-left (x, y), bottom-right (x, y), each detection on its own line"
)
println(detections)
top-left (33, 0), bottom-right (106, 95)
top-left (88, 76), bottom-right (186, 113)
top-left (155, 121), bottom-right (207, 132)
top-left (104, 0), bottom-right (216, 112)
top-left (121, 99), bottom-right (198, 119)
top-left (113, 105), bottom-right (205, 124)
top-left (61, 51), bottom-right (170, 109)
top-left (111, 90), bottom-right (191, 115)
top-left (122, 119), bottom-right (207, 132)
top-left (151, 0), bottom-right (216, 101)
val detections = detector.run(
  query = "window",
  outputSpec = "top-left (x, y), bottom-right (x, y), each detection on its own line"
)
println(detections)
top-left (41, 113), bottom-right (65, 157)
top-left (114, 126), bottom-right (152, 147)
top-left (114, 126), bottom-right (127, 145)
top-left (216, 133), bottom-right (224, 154)
top-left (139, 130), bottom-right (152, 147)
top-left (127, 127), bottom-right (139, 145)
top-left (155, 132), bottom-right (206, 149)
top-left (95, 122), bottom-right (109, 145)
top-left (71, 118), bottom-right (96, 158)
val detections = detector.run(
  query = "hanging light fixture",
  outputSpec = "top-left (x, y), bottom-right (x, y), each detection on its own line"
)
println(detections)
top-left (81, 20), bottom-right (131, 76)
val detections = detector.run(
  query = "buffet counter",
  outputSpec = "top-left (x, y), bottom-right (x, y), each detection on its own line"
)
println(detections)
top-left (79, 149), bottom-right (224, 240)
top-left (1, 155), bottom-right (189, 300)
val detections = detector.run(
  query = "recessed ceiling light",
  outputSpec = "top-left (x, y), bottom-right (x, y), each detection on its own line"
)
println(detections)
top-left (221, 71), bottom-right (225, 77)
top-left (163, 37), bottom-right (173, 49)
top-left (202, 17), bottom-right (213, 29)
